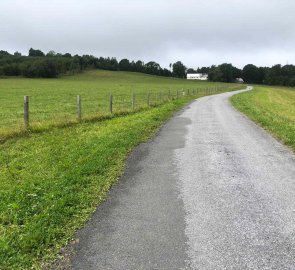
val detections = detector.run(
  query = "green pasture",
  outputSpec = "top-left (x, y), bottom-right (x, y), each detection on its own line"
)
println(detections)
top-left (0, 70), bottom-right (238, 140)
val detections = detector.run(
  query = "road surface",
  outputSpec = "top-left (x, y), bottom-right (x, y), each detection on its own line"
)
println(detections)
top-left (70, 87), bottom-right (295, 269)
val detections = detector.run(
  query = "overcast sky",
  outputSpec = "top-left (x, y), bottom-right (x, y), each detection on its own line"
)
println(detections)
top-left (1, 0), bottom-right (295, 69)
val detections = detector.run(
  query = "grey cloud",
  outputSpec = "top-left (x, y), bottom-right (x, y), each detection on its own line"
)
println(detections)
top-left (1, 0), bottom-right (295, 68)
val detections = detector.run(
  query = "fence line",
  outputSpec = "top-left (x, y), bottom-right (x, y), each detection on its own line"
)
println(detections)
top-left (20, 86), bottom-right (241, 130)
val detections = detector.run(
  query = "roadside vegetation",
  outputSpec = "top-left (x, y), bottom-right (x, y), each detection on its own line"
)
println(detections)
top-left (231, 86), bottom-right (295, 151)
top-left (1, 100), bottom-right (186, 269)
top-left (0, 70), bottom-right (242, 269)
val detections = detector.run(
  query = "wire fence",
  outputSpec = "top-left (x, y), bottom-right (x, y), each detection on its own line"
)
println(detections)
top-left (0, 85), bottom-right (242, 140)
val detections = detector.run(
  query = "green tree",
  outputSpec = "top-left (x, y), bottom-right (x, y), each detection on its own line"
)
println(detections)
top-left (242, 64), bottom-right (261, 84)
top-left (145, 61), bottom-right (161, 75)
top-left (135, 60), bottom-right (144, 72)
top-left (219, 63), bottom-right (234, 82)
top-left (63, 53), bottom-right (72, 58)
top-left (172, 61), bottom-right (186, 78)
top-left (0, 50), bottom-right (11, 57)
top-left (119, 59), bottom-right (131, 71)
top-left (29, 48), bottom-right (45, 57)
top-left (208, 67), bottom-right (223, 81)
top-left (197, 66), bottom-right (210, 73)
top-left (187, 68), bottom-right (197, 74)
top-left (46, 50), bottom-right (56, 57)
top-left (14, 51), bottom-right (21, 57)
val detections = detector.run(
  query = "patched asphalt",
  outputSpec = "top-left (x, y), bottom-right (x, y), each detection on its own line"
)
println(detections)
top-left (70, 87), bottom-right (295, 269)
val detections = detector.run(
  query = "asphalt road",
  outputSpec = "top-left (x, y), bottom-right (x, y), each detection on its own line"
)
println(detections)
top-left (70, 87), bottom-right (295, 269)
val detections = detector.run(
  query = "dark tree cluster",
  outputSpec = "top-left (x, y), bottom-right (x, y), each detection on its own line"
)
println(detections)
top-left (117, 59), bottom-right (172, 77)
top-left (0, 48), bottom-right (176, 78)
top-left (0, 49), bottom-right (82, 78)
top-left (242, 64), bottom-right (295, 86)
top-left (186, 64), bottom-right (241, 83)
top-left (206, 64), bottom-right (242, 83)
top-left (172, 61), bottom-right (187, 78)
top-left (190, 63), bottom-right (295, 86)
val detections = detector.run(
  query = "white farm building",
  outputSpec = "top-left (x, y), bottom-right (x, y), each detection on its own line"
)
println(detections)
top-left (187, 73), bottom-right (208, 80)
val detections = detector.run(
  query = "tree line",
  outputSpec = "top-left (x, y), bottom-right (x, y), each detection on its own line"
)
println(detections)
top-left (188, 63), bottom-right (295, 86)
top-left (0, 48), bottom-right (181, 78)
top-left (1, 48), bottom-right (295, 86)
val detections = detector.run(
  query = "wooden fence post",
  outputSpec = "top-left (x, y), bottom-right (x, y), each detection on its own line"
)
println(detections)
top-left (176, 90), bottom-right (179, 99)
top-left (147, 92), bottom-right (150, 106)
top-left (24, 96), bottom-right (29, 129)
top-left (132, 93), bottom-right (135, 111)
top-left (110, 94), bottom-right (113, 113)
top-left (77, 95), bottom-right (81, 120)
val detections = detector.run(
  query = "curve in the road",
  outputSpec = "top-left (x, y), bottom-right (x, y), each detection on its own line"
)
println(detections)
top-left (70, 87), bottom-right (295, 269)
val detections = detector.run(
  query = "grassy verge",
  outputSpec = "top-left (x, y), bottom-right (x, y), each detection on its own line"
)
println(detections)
top-left (0, 95), bottom-right (199, 269)
top-left (231, 85), bottom-right (295, 151)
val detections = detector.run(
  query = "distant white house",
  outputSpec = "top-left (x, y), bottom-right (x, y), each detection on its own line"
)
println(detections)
top-left (187, 73), bottom-right (208, 80)
top-left (235, 78), bottom-right (244, 83)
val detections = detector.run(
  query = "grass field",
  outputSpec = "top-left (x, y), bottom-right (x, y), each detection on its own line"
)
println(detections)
top-left (0, 70), bottom-right (238, 141)
top-left (0, 71), bottom-right (242, 269)
top-left (231, 85), bottom-right (295, 151)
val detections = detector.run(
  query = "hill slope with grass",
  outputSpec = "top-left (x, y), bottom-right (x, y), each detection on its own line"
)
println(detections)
top-left (0, 70), bottom-right (238, 140)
